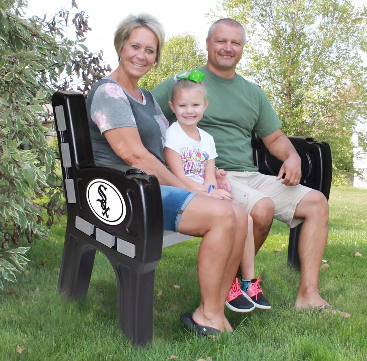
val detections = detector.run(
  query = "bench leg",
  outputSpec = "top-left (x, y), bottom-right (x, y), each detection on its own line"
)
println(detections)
top-left (115, 263), bottom-right (158, 346)
top-left (288, 224), bottom-right (301, 270)
top-left (58, 233), bottom-right (96, 299)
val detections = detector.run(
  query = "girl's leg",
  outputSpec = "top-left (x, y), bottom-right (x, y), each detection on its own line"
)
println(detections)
top-left (221, 206), bottom-right (256, 315)
top-left (177, 195), bottom-right (246, 332)
top-left (240, 215), bottom-right (255, 280)
top-left (219, 202), bottom-right (248, 303)
top-left (239, 215), bottom-right (272, 309)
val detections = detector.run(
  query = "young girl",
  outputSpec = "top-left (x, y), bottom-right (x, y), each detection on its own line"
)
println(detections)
top-left (164, 70), bottom-right (271, 312)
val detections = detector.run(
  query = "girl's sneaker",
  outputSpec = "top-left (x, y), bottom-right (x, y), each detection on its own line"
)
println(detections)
top-left (241, 276), bottom-right (271, 309)
top-left (225, 278), bottom-right (255, 313)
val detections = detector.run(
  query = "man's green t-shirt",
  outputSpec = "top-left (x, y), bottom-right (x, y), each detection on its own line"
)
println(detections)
top-left (151, 66), bottom-right (281, 172)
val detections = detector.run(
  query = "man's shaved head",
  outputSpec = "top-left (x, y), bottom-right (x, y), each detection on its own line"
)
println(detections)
top-left (207, 18), bottom-right (246, 43)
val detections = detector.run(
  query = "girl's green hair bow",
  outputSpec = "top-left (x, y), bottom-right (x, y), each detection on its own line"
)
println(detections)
top-left (174, 69), bottom-right (205, 84)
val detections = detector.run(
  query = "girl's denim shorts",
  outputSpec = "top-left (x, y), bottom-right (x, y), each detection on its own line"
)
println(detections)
top-left (160, 185), bottom-right (196, 232)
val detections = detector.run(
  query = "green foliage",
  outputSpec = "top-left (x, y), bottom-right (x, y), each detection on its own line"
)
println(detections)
top-left (212, 0), bottom-right (367, 184)
top-left (47, 135), bottom-right (59, 156)
top-left (0, 246), bottom-right (30, 289)
top-left (139, 34), bottom-right (206, 90)
top-left (0, 0), bottom-right (102, 288)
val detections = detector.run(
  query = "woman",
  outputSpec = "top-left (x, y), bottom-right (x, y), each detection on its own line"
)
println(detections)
top-left (86, 13), bottom-right (248, 335)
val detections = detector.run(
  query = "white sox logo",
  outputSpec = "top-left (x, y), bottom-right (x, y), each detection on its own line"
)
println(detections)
top-left (86, 179), bottom-right (126, 225)
top-left (97, 184), bottom-right (110, 217)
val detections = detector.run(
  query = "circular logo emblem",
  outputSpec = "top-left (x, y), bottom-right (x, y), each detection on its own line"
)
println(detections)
top-left (86, 179), bottom-right (126, 225)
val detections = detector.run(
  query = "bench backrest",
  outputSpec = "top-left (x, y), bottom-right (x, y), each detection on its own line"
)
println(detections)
top-left (54, 92), bottom-right (94, 169)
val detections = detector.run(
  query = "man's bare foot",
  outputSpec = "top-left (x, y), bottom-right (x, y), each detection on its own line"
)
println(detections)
top-left (294, 299), bottom-right (328, 310)
top-left (295, 302), bottom-right (351, 318)
top-left (192, 308), bottom-right (233, 333)
top-left (294, 297), bottom-right (328, 310)
top-left (294, 287), bottom-right (328, 310)
top-left (317, 305), bottom-right (351, 319)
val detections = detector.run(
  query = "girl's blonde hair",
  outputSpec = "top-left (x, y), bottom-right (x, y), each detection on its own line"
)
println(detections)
top-left (171, 79), bottom-right (207, 102)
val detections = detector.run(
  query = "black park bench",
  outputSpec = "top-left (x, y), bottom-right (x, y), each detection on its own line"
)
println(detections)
top-left (51, 90), bottom-right (332, 346)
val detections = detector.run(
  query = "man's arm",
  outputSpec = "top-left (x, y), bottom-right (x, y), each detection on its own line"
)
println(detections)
top-left (262, 129), bottom-right (301, 186)
top-left (151, 77), bottom-right (176, 123)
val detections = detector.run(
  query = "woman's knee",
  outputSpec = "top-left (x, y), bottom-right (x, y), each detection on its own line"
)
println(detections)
top-left (194, 197), bottom-right (237, 230)
top-left (178, 196), bottom-right (235, 235)
top-left (203, 202), bottom-right (237, 245)
top-left (214, 202), bottom-right (237, 228)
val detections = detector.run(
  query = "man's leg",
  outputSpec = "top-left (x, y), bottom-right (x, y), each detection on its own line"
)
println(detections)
top-left (226, 172), bottom-right (275, 254)
top-left (245, 175), bottom-right (330, 308)
top-left (227, 172), bottom-right (331, 309)
top-left (293, 190), bottom-right (329, 309)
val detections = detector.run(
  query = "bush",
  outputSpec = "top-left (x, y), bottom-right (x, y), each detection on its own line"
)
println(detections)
top-left (0, 0), bottom-right (103, 288)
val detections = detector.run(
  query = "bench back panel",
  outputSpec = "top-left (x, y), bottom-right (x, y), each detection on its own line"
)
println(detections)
top-left (53, 92), bottom-right (94, 168)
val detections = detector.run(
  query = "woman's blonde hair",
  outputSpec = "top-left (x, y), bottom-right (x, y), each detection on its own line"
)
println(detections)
top-left (114, 13), bottom-right (165, 67)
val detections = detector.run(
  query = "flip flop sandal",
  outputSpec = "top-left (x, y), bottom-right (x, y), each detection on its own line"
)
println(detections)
top-left (181, 313), bottom-right (223, 337)
top-left (318, 305), bottom-right (351, 318)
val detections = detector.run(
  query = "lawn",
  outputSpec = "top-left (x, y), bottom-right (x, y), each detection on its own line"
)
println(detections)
top-left (0, 187), bottom-right (366, 360)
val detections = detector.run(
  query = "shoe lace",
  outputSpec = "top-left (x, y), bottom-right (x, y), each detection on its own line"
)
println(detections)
top-left (250, 276), bottom-right (263, 300)
top-left (229, 278), bottom-right (243, 298)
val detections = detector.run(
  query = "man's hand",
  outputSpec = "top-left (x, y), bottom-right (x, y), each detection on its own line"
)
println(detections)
top-left (215, 168), bottom-right (231, 192)
top-left (276, 153), bottom-right (302, 186)
top-left (263, 130), bottom-right (302, 186)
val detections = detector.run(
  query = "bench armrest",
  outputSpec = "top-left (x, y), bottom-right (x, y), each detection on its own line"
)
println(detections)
top-left (252, 134), bottom-right (332, 199)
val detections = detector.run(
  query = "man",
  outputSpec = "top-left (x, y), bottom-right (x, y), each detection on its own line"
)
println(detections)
top-left (152, 18), bottom-right (332, 311)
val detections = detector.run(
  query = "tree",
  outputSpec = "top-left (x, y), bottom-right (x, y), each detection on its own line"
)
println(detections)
top-left (0, 0), bottom-right (109, 288)
top-left (139, 34), bottom-right (206, 90)
top-left (212, 0), bottom-right (367, 183)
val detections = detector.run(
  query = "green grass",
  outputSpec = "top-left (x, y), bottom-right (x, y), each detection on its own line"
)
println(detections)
top-left (1, 187), bottom-right (366, 360)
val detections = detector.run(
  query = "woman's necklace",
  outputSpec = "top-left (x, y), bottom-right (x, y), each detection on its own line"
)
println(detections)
top-left (119, 72), bottom-right (141, 102)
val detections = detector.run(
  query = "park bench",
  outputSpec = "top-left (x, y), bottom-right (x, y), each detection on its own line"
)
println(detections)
top-left (51, 90), bottom-right (332, 346)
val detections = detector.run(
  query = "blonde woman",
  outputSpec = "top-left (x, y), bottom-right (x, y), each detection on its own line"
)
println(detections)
top-left (86, 13), bottom-right (249, 336)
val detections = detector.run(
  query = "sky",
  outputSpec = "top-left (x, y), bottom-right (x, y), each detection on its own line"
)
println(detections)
top-left (24, 0), bottom-right (221, 68)
top-left (24, 0), bottom-right (366, 69)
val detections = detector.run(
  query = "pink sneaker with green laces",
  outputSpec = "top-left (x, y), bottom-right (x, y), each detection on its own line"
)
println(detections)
top-left (225, 278), bottom-right (255, 313)
top-left (242, 276), bottom-right (271, 309)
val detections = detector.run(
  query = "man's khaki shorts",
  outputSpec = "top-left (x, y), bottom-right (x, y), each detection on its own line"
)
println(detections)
top-left (227, 171), bottom-right (313, 228)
